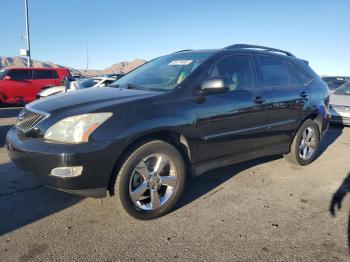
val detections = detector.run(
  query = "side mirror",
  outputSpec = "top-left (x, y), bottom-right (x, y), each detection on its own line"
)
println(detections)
top-left (3, 75), bottom-right (11, 81)
top-left (199, 77), bottom-right (230, 95)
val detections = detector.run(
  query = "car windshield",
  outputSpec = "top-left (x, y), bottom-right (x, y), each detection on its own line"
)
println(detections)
top-left (334, 83), bottom-right (350, 95)
top-left (0, 69), bottom-right (8, 79)
top-left (79, 78), bottom-right (101, 89)
top-left (110, 53), bottom-right (212, 91)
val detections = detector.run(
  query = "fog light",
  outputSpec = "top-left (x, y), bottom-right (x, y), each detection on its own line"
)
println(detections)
top-left (50, 166), bottom-right (83, 178)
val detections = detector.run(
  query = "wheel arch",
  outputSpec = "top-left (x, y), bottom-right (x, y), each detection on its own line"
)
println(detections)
top-left (107, 129), bottom-right (193, 195)
top-left (295, 110), bottom-right (323, 140)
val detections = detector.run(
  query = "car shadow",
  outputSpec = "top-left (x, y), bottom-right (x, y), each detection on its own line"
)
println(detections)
top-left (0, 162), bottom-right (82, 236)
top-left (318, 124), bottom-right (344, 156)
top-left (176, 125), bottom-right (345, 212)
top-left (176, 155), bottom-right (280, 211)
top-left (330, 172), bottom-right (350, 249)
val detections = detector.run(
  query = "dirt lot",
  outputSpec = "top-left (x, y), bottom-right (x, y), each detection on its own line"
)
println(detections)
top-left (0, 108), bottom-right (349, 261)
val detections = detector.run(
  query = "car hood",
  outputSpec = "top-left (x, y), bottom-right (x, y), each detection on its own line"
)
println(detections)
top-left (330, 94), bottom-right (350, 106)
top-left (28, 87), bottom-right (160, 114)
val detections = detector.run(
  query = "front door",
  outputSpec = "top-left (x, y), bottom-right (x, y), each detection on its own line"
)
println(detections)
top-left (195, 54), bottom-right (268, 163)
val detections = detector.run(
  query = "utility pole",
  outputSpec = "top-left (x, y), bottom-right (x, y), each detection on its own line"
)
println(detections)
top-left (24, 0), bottom-right (32, 67)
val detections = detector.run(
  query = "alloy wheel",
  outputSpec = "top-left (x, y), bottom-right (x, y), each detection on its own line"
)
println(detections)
top-left (299, 127), bottom-right (317, 160)
top-left (129, 153), bottom-right (178, 210)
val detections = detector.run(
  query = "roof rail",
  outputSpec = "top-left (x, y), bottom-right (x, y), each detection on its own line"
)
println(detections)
top-left (224, 44), bottom-right (295, 57)
top-left (173, 49), bottom-right (193, 53)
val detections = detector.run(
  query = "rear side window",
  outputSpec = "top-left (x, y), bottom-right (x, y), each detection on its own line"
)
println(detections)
top-left (258, 56), bottom-right (289, 88)
top-left (287, 63), bottom-right (311, 86)
top-left (7, 70), bottom-right (33, 80)
top-left (208, 55), bottom-right (257, 91)
top-left (33, 70), bottom-right (58, 79)
top-left (52, 71), bottom-right (59, 79)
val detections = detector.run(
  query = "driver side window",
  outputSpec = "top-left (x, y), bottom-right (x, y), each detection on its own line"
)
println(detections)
top-left (208, 55), bottom-right (257, 91)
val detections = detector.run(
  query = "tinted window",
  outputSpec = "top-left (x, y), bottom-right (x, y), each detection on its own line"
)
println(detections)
top-left (52, 71), bottom-right (59, 79)
top-left (258, 56), bottom-right (289, 88)
top-left (33, 70), bottom-right (56, 79)
top-left (208, 55), bottom-right (256, 91)
top-left (7, 70), bottom-right (33, 80)
top-left (288, 63), bottom-right (311, 85)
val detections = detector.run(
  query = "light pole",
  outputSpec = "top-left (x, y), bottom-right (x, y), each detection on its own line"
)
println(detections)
top-left (24, 0), bottom-right (32, 67)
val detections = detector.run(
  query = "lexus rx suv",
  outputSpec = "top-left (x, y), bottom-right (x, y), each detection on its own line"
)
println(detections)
top-left (7, 44), bottom-right (330, 219)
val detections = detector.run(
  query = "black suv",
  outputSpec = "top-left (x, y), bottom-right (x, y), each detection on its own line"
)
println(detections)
top-left (7, 44), bottom-right (330, 219)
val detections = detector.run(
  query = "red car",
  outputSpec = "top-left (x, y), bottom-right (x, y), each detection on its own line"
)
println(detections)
top-left (0, 67), bottom-right (71, 105)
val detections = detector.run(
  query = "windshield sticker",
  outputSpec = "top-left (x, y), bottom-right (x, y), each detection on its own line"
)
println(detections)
top-left (169, 60), bottom-right (193, 66)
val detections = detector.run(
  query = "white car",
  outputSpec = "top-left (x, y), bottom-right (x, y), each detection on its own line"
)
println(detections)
top-left (37, 76), bottom-right (118, 98)
top-left (329, 82), bottom-right (350, 126)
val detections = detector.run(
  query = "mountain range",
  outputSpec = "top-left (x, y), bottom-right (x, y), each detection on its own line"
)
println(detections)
top-left (0, 56), bottom-right (146, 76)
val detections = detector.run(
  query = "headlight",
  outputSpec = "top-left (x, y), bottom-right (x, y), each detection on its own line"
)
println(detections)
top-left (44, 113), bottom-right (113, 143)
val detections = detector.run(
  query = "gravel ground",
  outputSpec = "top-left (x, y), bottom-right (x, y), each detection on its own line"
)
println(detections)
top-left (0, 108), bottom-right (349, 261)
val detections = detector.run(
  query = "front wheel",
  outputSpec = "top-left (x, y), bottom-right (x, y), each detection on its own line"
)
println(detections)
top-left (114, 140), bottom-right (186, 220)
top-left (284, 119), bottom-right (320, 166)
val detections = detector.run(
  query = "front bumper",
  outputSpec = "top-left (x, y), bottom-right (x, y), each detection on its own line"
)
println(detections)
top-left (6, 127), bottom-right (119, 198)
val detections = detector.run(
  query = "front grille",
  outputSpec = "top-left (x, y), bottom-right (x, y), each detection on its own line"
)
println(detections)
top-left (16, 108), bottom-right (49, 132)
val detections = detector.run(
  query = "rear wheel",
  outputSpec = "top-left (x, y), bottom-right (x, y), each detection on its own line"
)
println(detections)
top-left (114, 140), bottom-right (186, 220)
top-left (284, 119), bottom-right (320, 166)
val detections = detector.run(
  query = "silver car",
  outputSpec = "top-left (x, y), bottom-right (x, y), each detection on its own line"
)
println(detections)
top-left (329, 82), bottom-right (350, 125)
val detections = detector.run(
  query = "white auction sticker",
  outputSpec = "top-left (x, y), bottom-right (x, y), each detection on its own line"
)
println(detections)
top-left (169, 60), bottom-right (193, 66)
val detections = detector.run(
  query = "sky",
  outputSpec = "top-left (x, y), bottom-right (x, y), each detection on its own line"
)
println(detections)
top-left (0, 0), bottom-right (349, 75)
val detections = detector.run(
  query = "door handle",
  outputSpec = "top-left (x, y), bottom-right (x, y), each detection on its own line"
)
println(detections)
top-left (299, 91), bottom-right (309, 99)
top-left (254, 96), bottom-right (266, 104)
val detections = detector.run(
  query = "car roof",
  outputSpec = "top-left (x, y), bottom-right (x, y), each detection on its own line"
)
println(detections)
top-left (3, 67), bottom-right (68, 71)
top-left (174, 44), bottom-right (301, 61)
top-left (177, 48), bottom-right (298, 60)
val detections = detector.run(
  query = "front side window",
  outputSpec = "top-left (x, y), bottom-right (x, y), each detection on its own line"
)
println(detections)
top-left (287, 63), bottom-right (311, 86)
top-left (110, 53), bottom-right (212, 91)
top-left (258, 56), bottom-right (289, 88)
top-left (33, 70), bottom-right (55, 79)
top-left (207, 55), bottom-right (257, 91)
top-left (0, 69), bottom-right (8, 79)
top-left (7, 70), bottom-right (33, 80)
top-left (52, 71), bottom-right (59, 79)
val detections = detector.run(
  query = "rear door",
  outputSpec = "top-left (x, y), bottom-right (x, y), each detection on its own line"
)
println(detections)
top-left (195, 54), bottom-right (269, 163)
top-left (32, 69), bottom-right (60, 100)
top-left (256, 55), bottom-right (311, 145)
top-left (5, 69), bottom-right (33, 103)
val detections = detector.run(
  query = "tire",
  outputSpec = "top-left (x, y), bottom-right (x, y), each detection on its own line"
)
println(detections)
top-left (284, 119), bottom-right (320, 166)
top-left (114, 140), bottom-right (186, 220)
